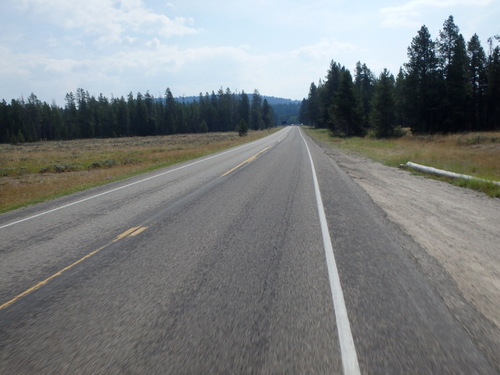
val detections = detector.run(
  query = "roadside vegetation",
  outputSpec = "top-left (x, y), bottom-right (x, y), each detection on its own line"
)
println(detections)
top-left (0, 129), bottom-right (278, 213)
top-left (299, 15), bottom-right (499, 198)
top-left (305, 127), bottom-right (500, 198)
top-left (299, 16), bottom-right (499, 139)
top-left (0, 88), bottom-right (278, 144)
top-left (2, 14), bottom-right (498, 206)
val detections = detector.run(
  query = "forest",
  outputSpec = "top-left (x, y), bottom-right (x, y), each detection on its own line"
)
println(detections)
top-left (0, 88), bottom-right (277, 144)
top-left (299, 16), bottom-right (500, 137)
top-left (1, 15), bottom-right (498, 143)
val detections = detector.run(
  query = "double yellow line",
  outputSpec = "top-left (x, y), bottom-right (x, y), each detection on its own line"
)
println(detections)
top-left (0, 225), bottom-right (148, 310)
top-left (221, 146), bottom-right (271, 177)
top-left (2, 147), bottom-right (272, 310)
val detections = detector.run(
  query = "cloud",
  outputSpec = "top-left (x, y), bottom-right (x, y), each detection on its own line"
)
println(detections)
top-left (380, 0), bottom-right (495, 28)
top-left (17, 0), bottom-right (199, 42)
top-left (291, 39), bottom-right (357, 61)
top-left (0, 39), bottom-right (258, 87)
top-left (0, 46), bottom-right (35, 76)
top-left (0, 31), bottom-right (359, 102)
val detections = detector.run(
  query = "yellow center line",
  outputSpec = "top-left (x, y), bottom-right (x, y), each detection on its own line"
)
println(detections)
top-left (129, 226), bottom-right (148, 236)
top-left (115, 226), bottom-right (142, 240)
top-left (0, 225), bottom-right (148, 310)
top-left (221, 146), bottom-right (271, 177)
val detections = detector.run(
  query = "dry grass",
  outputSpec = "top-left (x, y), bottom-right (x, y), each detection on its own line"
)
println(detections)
top-left (0, 130), bottom-right (279, 213)
top-left (305, 127), bottom-right (500, 197)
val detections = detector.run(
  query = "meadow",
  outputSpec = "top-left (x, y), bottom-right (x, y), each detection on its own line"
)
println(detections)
top-left (0, 129), bottom-right (279, 213)
top-left (305, 128), bottom-right (500, 198)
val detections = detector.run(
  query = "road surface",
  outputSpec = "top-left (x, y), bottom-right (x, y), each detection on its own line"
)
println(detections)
top-left (0, 127), bottom-right (496, 374)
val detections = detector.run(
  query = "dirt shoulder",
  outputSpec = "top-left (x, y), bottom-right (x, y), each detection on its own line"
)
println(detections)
top-left (311, 136), bottom-right (500, 366)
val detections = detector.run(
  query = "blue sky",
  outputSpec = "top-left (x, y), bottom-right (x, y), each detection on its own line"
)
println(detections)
top-left (1, 0), bottom-right (498, 104)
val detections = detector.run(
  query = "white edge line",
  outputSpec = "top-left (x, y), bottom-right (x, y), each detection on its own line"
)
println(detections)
top-left (299, 128), bottom-right (361, 375)
top-left (1, 129), bottom-right (290, 230)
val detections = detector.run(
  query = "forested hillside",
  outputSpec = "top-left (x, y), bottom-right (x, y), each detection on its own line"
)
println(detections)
top-left (0, 88), bottom-right (275, 143)
top-left (176, 95), bottom-right (300, 126)
top-left (2, 15), bottom-right (497, 143)
top-left (300, 16), bottom-right (500, 137)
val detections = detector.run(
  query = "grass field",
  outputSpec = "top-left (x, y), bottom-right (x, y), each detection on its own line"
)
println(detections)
top-left (0, 129), bottom-right (279, 213)
top-left (305, 127), bottom-right (500, 198)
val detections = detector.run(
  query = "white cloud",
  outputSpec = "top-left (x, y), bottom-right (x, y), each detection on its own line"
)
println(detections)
top-left (0, 46), bottom-right (34, 76)
top-left (380, 0), bottom-right (495, 28)
top-left (291, 39), bottom-right (358, 61)
top-left (2, 0), bottom-right (497, 102)
top-left (0, 33), bottom-right (358, 102)
top-left (17, 0), bottom-right (199, 42)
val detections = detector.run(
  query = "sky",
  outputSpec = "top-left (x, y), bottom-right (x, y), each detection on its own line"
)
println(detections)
top-left (1, 0), bottom-right (499, 104)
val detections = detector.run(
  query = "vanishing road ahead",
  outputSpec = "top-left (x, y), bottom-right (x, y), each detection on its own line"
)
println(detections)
top-left (0, 127), bottom-right (496, 374)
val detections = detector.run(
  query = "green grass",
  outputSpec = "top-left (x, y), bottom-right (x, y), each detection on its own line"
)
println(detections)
top-left (304, 127), bottom-right (500, 198)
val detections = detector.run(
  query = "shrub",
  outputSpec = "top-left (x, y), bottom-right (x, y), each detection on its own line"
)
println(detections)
top-left (237, 119), bottom-right (249, 136)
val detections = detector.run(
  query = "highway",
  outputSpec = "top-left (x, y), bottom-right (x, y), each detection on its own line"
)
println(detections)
top-left (0, 126), bottom-right (496, 374)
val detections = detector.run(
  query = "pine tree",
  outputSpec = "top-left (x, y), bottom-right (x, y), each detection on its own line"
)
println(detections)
top-left (164, 88), bottom-right (177, 134)
top-left (250, 90), bottom-right (264, 130)
top-left (25, 93), bottom-right (42, 141)
top-left (237, 119), bottom-right (249, 136)
top-left (438, 16), bottom-right (461, 72)
top-left (354, 62), bottom-right (375, 130)
top-left (405, 25), bottom-right (440, 133)
top-left (133, 92), bottom-right (148, 136)
top-left (371, 69), bottom-right (397, 138)
top-left (262, 99), bottom-right (274, 128)
top-left (486, 38), bottom-right (500, 130)
top-left (299, 98), bottom-right (309, 125)
top-left (437, 16), bottom-right (469, 132)
top-left (76, 88), bottom-right (95, 138)
top-left (395, 68), bottom-right (408, 127)
top-left (64, 92), bottom-right (79, 139)
top-left (239, 91), bottom-right (250, 126)
top-left (329, 69), bottom-right (363, 136)
top-left (307, 82), bottom-right (320, 127)
top-left (217, 88), bottom-right (233, 132)
top-left (319, 61), bottom-right (343, 128)
top-left (0, 100), bottom-right (9, 143)
top-left (467, 34), bottom-right (487, 130)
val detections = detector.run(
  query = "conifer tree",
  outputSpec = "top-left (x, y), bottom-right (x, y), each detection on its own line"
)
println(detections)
top-left (467, 34), bottom-right (487, 130)
top-left (394, 68), bottom-right (408, 127)
top-left (405, 25), bottom-right (440, 133)
top-left (371, 69), bottom-right (396, 138)
top-left (486, 38), bottom-right (500, 129)
top-left (437, 16), bottom-right (469, 132)
top-left (319, 61), bottom-right (343, 128)
top-left (250, 90), bottom-right (264, 130)
top-left (237, 119), bottom-right (249, 136)
top-left (298, 98), bottom-right (309, 125)
top-left (262, 99), bottom-right (274, 128)
top-left (329, 69), bottom-right (363, 136)
top-left (307, 82), bottom-right (320, 127)
top-left (239, 91), bottom-right (250, 126)
top-left (354, 62), bottom-right (375, 130)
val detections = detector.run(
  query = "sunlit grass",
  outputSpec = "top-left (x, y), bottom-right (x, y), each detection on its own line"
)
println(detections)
top-left (305, 127), bottom-right (500, 197)
top-left (0, 129), bottom-right (280, 213)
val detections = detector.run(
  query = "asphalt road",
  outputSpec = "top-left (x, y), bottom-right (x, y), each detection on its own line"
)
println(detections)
top-left (0, 127), bottom-right (497, 374)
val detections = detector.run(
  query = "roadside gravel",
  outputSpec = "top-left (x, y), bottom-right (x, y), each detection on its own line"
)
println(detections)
top-left (311, 136), bottom-right (500, 369)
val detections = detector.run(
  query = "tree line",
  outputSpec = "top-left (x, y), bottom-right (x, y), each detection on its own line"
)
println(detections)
top-left (300, 16), bottom-right (500, 137)
top-left (0, 88), bottom-right (275, 143)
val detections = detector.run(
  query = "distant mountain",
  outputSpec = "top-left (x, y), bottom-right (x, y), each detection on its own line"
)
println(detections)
top-left (174, 94), bottom-right (301, 125)
top-left (174, 95), bottom-right (300, 105)
top-left (262, 96), bottom-right (301, 106)
top-left (174, 96), bottom-right (198, 104)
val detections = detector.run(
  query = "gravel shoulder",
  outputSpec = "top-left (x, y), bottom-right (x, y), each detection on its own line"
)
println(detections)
top-left (311, 136), bottom-right (500, 368)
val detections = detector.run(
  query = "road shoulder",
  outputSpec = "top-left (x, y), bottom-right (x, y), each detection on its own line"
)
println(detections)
top-left (309, 134), bottom-right (500, 371)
